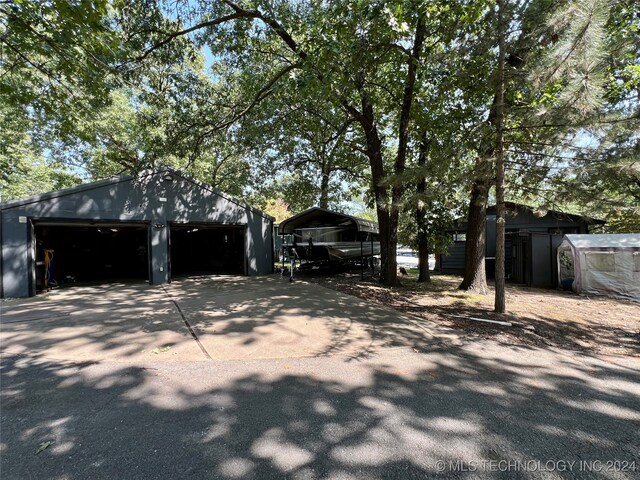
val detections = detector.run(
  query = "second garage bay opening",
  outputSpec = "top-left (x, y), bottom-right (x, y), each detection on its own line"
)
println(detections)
top-left (169, 224), bottom-right (245, 278)
top-left (33, 222), bottom-right (149, 292)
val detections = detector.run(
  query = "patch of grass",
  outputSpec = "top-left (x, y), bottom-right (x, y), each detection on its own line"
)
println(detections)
top-left (400, 273), bottom-right (460, 293)
top-left (151, 346), bottom-right (171, 354)
top-left (449, 294), bottom-right (486, 307)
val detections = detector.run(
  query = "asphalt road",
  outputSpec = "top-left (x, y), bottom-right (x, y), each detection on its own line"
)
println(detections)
top-left (2, 342), bottom-right (639, 479)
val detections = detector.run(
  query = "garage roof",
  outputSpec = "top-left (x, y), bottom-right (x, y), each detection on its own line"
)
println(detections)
top-left (0, 167), bottom-right (274, 221)
top-left (279, 207), bottom-right (378, 235)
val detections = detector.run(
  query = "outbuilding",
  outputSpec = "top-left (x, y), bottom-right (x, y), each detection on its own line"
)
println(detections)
top-left (557, 234), bottom-right (640, 300)
top-left (439, 202), bottom-right (603, 288)
top-left (0, 168), bottom-right (274, 298)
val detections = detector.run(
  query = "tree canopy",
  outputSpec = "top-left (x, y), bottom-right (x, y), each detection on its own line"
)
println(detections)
top-left (1, 0), bottom-right (638, 295)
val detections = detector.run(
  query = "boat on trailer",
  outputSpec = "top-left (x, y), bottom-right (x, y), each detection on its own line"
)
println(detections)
top-left (279, 207), bottom-right (380, 266)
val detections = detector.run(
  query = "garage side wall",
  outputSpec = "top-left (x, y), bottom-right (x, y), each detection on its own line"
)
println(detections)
top-left (1, 172), bottom-right (273, 298)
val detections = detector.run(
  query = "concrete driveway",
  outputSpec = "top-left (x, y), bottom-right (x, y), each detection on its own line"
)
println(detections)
top-left (0, 275), bottom-right (456, 363)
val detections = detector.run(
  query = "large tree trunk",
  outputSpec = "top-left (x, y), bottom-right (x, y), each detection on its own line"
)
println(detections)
top-left (494, 0), bottom-right (507, 313)
top-left (457, 7), bottom-right (537, 296)
top-left (459, 154), bottom-right (491, 294)
top-left (416, 131), bottom-right (430, 283)
top-left (319, 160), bottom-right (330, 209)
top-left (358, 84), bottom-right (397, 286)
top-left (353, 8), bottom-right (426, 288)
top-left (459, 87), bottom-right (500, 294)
top-left (389, 10), bottom-right (427, 285)
top-left (377, 205), bottom-right (397, 286)
top-left (417, 238), bottom-right (430, 282)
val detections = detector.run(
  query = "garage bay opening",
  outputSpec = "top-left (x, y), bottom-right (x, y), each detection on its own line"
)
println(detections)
top-left (33, 222), bottom-right (149, 292)
top-left (169, 224), bottom-right (245, 278)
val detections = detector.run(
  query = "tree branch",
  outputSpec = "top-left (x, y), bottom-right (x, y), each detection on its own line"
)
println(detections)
top-left (135, 12), bottom-right (247, 62)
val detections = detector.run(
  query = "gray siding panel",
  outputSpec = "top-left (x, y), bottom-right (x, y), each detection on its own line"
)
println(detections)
top-left (440, 242), bottom-right (466, 274)
top-left (530, 233), bottom-right (564, 288)
top-left (531, 235), bottom-right (553, 288)
top-left (1, 219), bottom-right (31, 298)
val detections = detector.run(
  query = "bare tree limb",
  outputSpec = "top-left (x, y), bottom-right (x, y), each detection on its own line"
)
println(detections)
top-left (135, 12), bottom-right (247, 62)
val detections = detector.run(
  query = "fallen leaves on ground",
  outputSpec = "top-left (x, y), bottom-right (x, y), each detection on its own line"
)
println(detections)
top-left (303, 270), bottom-right (640, 357)
top-left (34, 441), bottom-right (53, 455)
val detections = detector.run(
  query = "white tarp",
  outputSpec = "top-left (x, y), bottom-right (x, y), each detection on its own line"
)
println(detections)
top-left (557, 234), bottom-right (640, 300)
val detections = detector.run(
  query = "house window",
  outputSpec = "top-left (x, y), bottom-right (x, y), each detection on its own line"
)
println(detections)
top-left (452, 232), bottom-right (466, 242)
top-left (633, 252), bottom-right (640, 272)
top-left (585, 251), bottom-right (615, 272)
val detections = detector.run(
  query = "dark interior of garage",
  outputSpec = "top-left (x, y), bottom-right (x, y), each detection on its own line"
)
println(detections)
top-left (34, 224), bottom-right (149, 291)
top-left (170, 225), bottom-right (245, 276)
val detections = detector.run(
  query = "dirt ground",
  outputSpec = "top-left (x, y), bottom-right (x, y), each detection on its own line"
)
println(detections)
top-left (302, 269), bottom-right (640, 357)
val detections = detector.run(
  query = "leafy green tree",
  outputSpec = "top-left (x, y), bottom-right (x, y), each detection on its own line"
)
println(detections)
top-left (2, 1), bottom-right (249, 195)
top-left (261, 198), bottom-right (291, 223)
top-left (0, 0), bottom-right (120, 198)
top-left (240, 93), bottom-right (368, 210)
top-left (116, 0), bottom-right (461, 286)
top-left (0, 102), bottom-right (82, 201)
top-left (456, 0), bottom-right (639, 303)
top-left (247, 173), bottom-right (317, 216)
top-left (0, 0), bottom-right (120, 140)
top-left (532, 1), bottom-right (640, 233)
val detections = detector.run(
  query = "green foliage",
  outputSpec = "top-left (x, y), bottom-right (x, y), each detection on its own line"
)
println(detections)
top-left (604, 208), bottom-right (640, 233)
top-left (1, 0), bottom-right (121, 198)
top-left (0, 0), bottom-right (120, 135)
top-left (0, 102), bottom-right (81, 201)
top-left (247, 173), bottom-right (317, 216)
top-left (0, 159), bottom-right (81, 202)
top-left (503, 0), bottom-right (640, 227)
top-left (1, 0), bottom-right (637, 246)
top-left (240, 94), bottom-right (368, 210)
top-left (398, 134), bottom-right (469, 255)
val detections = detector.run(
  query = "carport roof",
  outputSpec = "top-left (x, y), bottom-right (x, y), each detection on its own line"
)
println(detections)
top-left (562, 233), bottom-right (640, 249)
top-left (0, 167), bottom-right (275, 221)
top-left (279, 207), bottom-right (378, 235)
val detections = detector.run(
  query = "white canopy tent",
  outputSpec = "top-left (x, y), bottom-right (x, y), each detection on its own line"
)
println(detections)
top-left (557, 234), bottom-right (640, 300)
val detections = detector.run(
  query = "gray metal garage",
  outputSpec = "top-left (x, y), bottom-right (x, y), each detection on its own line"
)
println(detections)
top-left (0, 168), bottom-right (274, 298)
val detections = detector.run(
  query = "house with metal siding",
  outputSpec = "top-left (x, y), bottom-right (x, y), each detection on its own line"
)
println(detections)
top-left (439, 203), bottom-right (603, 288)
top-left (0, 167), bottom-right (274, 298)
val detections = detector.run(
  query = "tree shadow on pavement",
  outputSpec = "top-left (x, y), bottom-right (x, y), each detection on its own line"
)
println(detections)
top-left (2, 342), bottom-right (639, 479)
